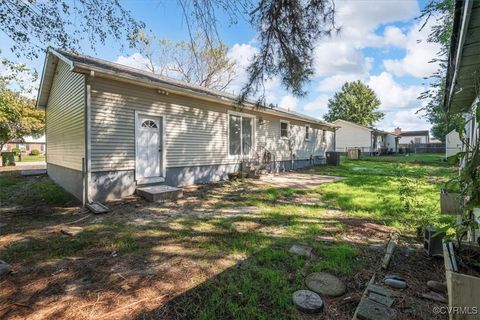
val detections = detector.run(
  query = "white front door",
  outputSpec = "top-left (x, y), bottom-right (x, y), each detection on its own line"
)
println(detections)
top-left (136, 114), bottom-right (163, 184)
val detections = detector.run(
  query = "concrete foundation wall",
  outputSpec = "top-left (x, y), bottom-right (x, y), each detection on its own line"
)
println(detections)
top-left (47, 163), bottom-right (84, 201)
top-left (90, 170), bottom-right (136, 202)
top-left (88, 158), bottom-right (325, 202)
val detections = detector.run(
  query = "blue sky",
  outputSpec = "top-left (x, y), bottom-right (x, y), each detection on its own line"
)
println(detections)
top-left (1, 0), bottom-right (439, 132)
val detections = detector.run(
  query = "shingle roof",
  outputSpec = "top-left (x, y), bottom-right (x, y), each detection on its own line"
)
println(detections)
top-left (43, 48), bottom-right (334, 128)
top-left (398, 130), bottom-right (429, 137)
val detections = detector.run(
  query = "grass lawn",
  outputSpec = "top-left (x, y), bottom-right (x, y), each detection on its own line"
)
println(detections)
top-left (0, 155), bottom-right (454, 319)
top-left (17, 155), bottom-right (46, 162)
top-left (314, 153), bottom-right (456, 233)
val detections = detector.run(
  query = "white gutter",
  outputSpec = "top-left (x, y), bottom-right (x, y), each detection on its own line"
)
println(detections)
top-left (447, 0), bottom-right (473, 109)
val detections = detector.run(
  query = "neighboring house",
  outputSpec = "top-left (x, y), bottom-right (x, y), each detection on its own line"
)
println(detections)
top-left (1, 135), bottom-right (46, 154)
top-left (445, 130), bottom-right (462, 158)
top-left (36, 49), bottom-right (336, 203)
top-left (333, 119), bottom-right (398, 154)
top-left (394, 127), bottom-right (430, 145)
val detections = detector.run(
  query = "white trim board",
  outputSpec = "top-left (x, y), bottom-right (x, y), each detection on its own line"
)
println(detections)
top-left (227, 110), bottom-right (256, 160)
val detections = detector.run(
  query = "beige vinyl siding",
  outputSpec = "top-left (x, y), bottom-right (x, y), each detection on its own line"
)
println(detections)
top-left (89, 77), bottom-right (334, 172)
top-left (46, 60), bottom-right (85, 170)
top-left (90, 77), bottom-right (229, 171)
top-left (256, 115), bottom-right (333, 161)
top-left (334, 120), bottom-right (372, 152)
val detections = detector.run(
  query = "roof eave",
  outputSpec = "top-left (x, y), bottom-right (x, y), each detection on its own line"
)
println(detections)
top-left (445, 0), bottom-right (473, 112)
top-left (72, 63), bottom-right (335, 129)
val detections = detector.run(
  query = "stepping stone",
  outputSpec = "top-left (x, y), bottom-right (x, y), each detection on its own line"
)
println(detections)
top-left (368, 292), bottom-right (394, 307)
top-left (292, 290), bottom-right (324, 314)
top-left (306, 272), bottom-right (346, 297)
top-left (366, 284), bottom-right (393, 297)
top-left (422, 291), bottom-right (447, 303)
top-left (0, 260), bottom-right (12, 276)
top-left (384, 278), bottom-right (407, 289)
top-left (385, 274), bottom-right (405, 282)
top-left (427, 280), bottom-right (447, 294)
top-left (289, 244), bottom-right (313, 258)
top-left (356, 298), bottom-right (396, 320)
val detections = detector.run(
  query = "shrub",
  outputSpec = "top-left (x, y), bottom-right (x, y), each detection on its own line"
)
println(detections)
top-left (1, 152), bottom-right (16, 166)
top-left (29, 149), bottom-right (40, 156)
top-left (11, 147), bottom-right (20, 155)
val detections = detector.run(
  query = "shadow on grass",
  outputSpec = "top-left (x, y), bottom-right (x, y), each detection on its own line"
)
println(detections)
top-left (1, 209), bottom-right (381, 319)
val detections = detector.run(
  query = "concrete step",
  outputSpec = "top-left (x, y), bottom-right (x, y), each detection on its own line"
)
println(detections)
top-left (136, 185), bottom-right (183, 202)
top-left (20, 168), bottom-right (47, 176)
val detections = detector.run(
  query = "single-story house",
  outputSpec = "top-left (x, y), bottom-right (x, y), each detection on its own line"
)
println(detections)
top-left (445, 129), bottom-right (462, 158)
top-left (36, 48), bottom-right (336, 203)
top-left (393, 127), bottom-right (430, 145)
top-left (1, 135), bottom-right (46, 154)
top-left (333, 119), bottom-right (398, 154)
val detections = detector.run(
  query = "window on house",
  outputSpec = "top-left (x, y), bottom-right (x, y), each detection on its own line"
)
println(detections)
top-left (141, 120), bottom-right (158, 128)
top-left (322, 130), bottom-right (327, 144)
top-left (305, 125), bottom-right (310, 140)
top-left (229, 114), bottom-right (253, 156)
top-left (414, 137), bottom-right (421, 144)
top-left (280, 121), bottom-right (289, 138)
top-left (40, 144), bottom-right (45, 152)
top-left (26, 144), bottom-right (30, 151)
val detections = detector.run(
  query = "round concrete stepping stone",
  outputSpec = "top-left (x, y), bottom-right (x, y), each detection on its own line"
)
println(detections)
top-left (0, 260), bottom-right (12, 276)
top-left (306, 272), bottom-right (346, 297)
top-left (384, 278), bottom-right (407, 289)
top-left (427, 280), bottom-right (447, 294)
top-left (292, 290), bottom-right (324, 313)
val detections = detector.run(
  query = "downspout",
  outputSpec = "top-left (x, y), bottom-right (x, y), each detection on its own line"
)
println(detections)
top-left (333, 127), bottom-right (337, 152)
top-left (84, 73), bottom-right (92, 205)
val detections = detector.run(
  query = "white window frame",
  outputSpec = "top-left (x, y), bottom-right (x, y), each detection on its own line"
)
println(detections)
top-left (280, 120), bottom-right (289, 139)
top-left (227, 111), bottom-right (256, 158)
top-left (321, 129), bottom-right (327, 144)
top-left (305, 125), bottom-right (310, 141)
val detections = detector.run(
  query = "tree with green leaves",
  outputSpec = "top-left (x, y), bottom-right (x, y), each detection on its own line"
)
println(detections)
top-left (0, 0), bottom-right (337, 100)
top-left (0, 52), bottom-right (44, 151)
top-left (0, 90), bottom-right (44, 152)
top-left (133, 32), bottom-right (236, 91)
top-left (418, 0), bottom-right (462, 141)
top-left (0, 0), bottom-right (143, 59)
top-left (324, 81), bottom-right (384, 127)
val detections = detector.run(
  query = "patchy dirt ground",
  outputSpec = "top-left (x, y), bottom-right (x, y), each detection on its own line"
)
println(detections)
top-left (0, 172), bottom-right (448, 319)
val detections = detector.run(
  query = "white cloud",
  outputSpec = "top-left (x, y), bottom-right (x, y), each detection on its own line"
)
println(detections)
top-left (304, 95), bottom-right (330, 113)
top-left (389, 108), bottom-right (430, 131)
top-left (228, 43), bottom-right (257, 68)
top-left (383, 26), bottom-right (407, 47)
top-left (115, 53), bottom-right (152, 71)
top-left (279, 95), bottom-right (298, 110)
top-left (368, 72), bottom-right (425, 110)
top-left (312, 0), bottom-right (418, 77)
top-left (383, 19), bottom-right (441, 78)
top-left (317, 74), bottom-right (367, 93)
top-left (227, 43), bottom-right (258, 94)
top-left (314, 43), bottom-right (373, 76)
